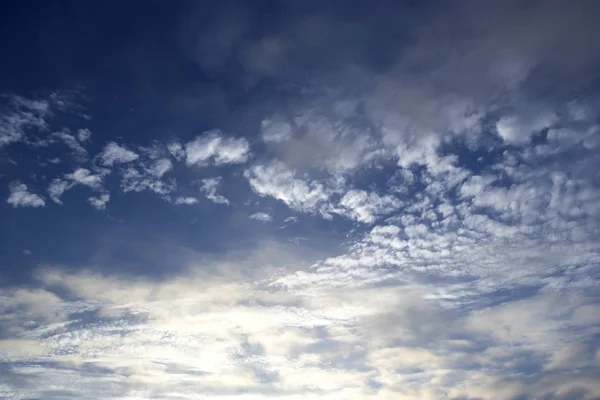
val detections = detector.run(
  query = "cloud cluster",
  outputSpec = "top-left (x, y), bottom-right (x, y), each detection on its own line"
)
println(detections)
top-left (2, 1), bottom-right (600, 397)
top-left (47, 168), bottom-right (106, 205)
top-left (2, 121), bottom-right (254, 209)
top-left (0, 95), bottom-right (52, 147)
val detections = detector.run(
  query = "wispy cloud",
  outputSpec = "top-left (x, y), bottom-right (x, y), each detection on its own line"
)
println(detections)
top-left (52, 130), bottom-right (88, 160)
top-left (201, 177), bottom-right (229, 205)
top-left (47, 179), bottom-right (71, 204)
top-left (120, 166), bottom-right (176, 198)
top-left (0, 95), bottom-right (52, 147)
top-left (174, 196), bottom-right (199, 205)
top-left (88, 193), bottom-right (110, 210)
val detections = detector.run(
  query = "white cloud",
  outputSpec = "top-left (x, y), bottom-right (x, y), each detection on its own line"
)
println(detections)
top-left (245, 161), bottom-right (332, 214)
top-left (245, 163), bottom-right (402, 223)
top-left (65, 168), bottom-right (103, 190)
top-left (47, 179), bottom-right (71, 204)
top-left (0, 95), bottom-right (51, 147)
top-left (249, 212), bottom-right (272, 222)
top-left (47, 169), bottom-right (105, 205)
top-left (52, 130), bottom-right (88, 160)
top-left (2, 265), bottom-right (598, 399)
top-left (88, 193), bottom-right (110, 210)
top-left (147, 158), bottom-right (172, 178)
top-left (2, 3), bottom-right (600, 398)
top-left (174, 196), bottom-right (199, 205)
top-left (99, 142), bottom-right (139, 166)
top-left (201, 177), bottom-right (229, 205)
top-left (332, 189), bottom-right (402, 223)
top-left (6, 182), bottom-right (45, 208)
top-left (185, 130), bottom-right (250, 166)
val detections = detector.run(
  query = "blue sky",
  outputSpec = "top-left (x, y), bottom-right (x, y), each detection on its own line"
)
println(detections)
top-left (1, 1), bottom-right (600, 399)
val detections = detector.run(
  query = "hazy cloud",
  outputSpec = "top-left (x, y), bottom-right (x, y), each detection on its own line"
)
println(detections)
top-left (249, 212), bottom-right (272, 222)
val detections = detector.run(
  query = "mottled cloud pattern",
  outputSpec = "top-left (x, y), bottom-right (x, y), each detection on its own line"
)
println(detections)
top-left (0, 1), bottom-right (599, 399)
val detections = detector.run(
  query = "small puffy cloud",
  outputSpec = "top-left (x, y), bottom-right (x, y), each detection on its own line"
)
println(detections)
top-left (200, 177), bottom-right (229, 205)
top-left (174, 196), bottom-right (199, 205)
top-left (261, 115), bottom-right (293, 143)
top-left (249, 212), bottom-right (272, 222)
top-left (65, 168), bottom-right (103, 190)
top-left (99, 142), bottom-right (139, 166)
top-left (88, 193), bottom-right (110, 210)
top-left (7, 182), bottom-right (45, 208)
top-left (76, 128), bottom-right (92, 142)
top-left (185, 130), bottom-right (250, 166)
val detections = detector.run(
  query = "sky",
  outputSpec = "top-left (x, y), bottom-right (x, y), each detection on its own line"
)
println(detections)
top-left (1, 0), bottom-right (600, 399)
